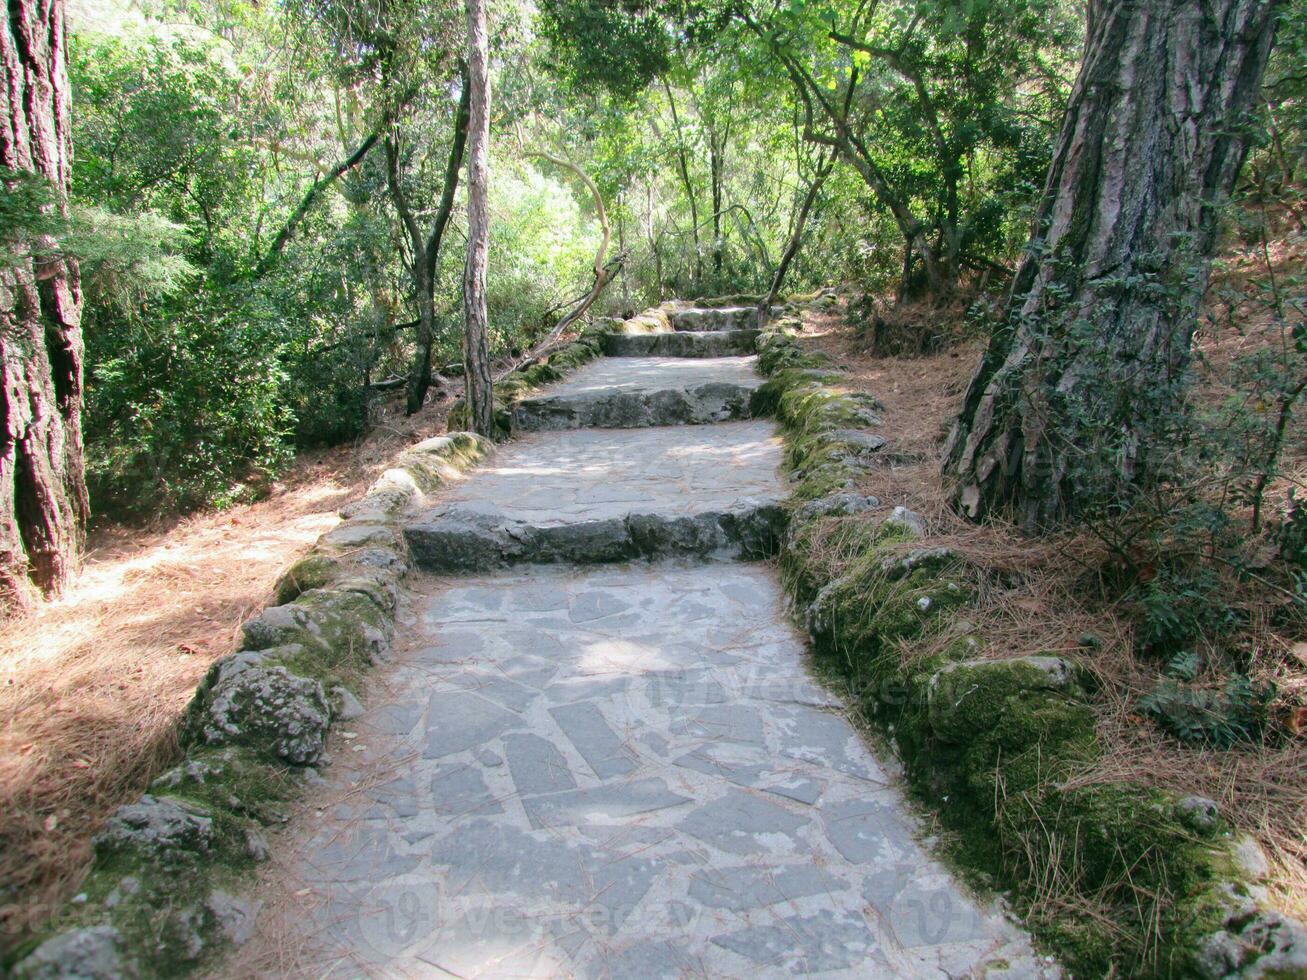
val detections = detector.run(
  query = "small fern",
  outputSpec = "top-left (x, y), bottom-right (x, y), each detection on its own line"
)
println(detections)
top-left (1138, 673), bottom-right (1274, 748)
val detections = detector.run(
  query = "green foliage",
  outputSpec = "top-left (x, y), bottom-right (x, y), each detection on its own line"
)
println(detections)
top-left (1138, 670), bottom-right (1275, 748)
top-left (86, 301), bottom-right (294, 516)
top-left (537, 0), bottom-right (675, 100)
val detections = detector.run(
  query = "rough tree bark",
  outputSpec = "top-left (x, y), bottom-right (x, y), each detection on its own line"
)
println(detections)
top-left (942, 0), bottom-right (1283, 529)
top-left (461, 0), bottom-right (494, 437)
top-left (1, 0), bottom-right (87, 610)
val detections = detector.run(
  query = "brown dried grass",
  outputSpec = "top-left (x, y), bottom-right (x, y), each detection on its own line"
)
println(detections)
top-left (794, 295), bottom-right (1307, 924)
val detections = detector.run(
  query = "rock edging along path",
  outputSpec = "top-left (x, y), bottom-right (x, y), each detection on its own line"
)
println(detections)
top-left (225, 306), bottom-right (1051, 977)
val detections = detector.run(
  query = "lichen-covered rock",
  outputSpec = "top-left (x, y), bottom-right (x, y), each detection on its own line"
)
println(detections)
top-left (195, 653), bottom-right (331, 764)
top-left (273, 554), bottom-right (340, 605)
top-left (601, 329), bottom-right (759, 357)
top-left (331, 684), bottom-right (364, 720)
top-left (877, 547), bottom-right (958, 580)
top-left (319, 520), bottom-right (404, 551)
top-left (826, 428), bottom-right (888, 457)
top-left (1176, 795), bottom-right (1222, 833)
top-left (151, 757), bottom-right (224, 791)
top-left (95, 794), bottom-right (215, 861)
top-left (406, 501), bottom-right (787, 573)
top-left (792, 492), bottom-right (880, 522)
top-left (1194, 906), bottom-right (1307, 979)
top-left (882, 505), bottom-right (926, 538)
top-left (669, 305), bottom-right (759, 331)
top-left (11, 925), bottom-right (122, 980)
top-left (206, 889), bottom-right (260, 946)
top-left (241, 588), bottom-right (392, 665)
top-left (512, 381), bottom-right (758, 432)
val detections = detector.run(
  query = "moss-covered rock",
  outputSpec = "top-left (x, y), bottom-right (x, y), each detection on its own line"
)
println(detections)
top-left (926, 656), bottom-right (1089, 742)
top-left (240, 587), bottom-right (391, 670)
top-left (186, 652), bottom-right (332, 765)
top-left (10, 398), bottom-right (499, 979)
top-left (273, 553), bottom-right (339, 605)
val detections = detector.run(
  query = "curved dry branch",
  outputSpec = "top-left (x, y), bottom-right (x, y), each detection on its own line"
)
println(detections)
top-left (527, 149), bottom-right (614, 338)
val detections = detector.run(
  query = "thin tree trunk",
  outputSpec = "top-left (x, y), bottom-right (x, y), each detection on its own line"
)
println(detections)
top-left (662, 78), bottom-right (701, 283)
top-left (942, 0), bottom-right (1282, 528)
top-left (761, 151), bottom-right (833, 317)
top-left (461, 0), bottom-right (494, 438)
top-left (253, 131), bottom-right (378, 278)
top-left (1, 0), bottom-right (87, 610)
top-left (407, 69), bottom-right (470, 415)
top-left (710, 134), bottom-right (724, 278)
top-left (527, 149), bottom-right (614, 338)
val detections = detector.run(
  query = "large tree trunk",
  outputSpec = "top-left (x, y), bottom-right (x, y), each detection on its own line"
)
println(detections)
top-left (942, 0), bottom-right (1282, 529)
top-left (461, 0), bottom-right (494, 438)
top-left (1, 0), bottom-right (87, 610)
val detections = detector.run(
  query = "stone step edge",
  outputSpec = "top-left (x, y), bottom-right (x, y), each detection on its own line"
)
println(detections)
top-left (600, 329), bottom-right (760, 358)
top-left (405, 500), bottom-right (788, 573)
top-left (511, 381), bottom-right (758, 433)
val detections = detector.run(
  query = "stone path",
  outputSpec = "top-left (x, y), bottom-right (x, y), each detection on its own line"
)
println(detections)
top-left (250, 310), bottom-right (1048, 978)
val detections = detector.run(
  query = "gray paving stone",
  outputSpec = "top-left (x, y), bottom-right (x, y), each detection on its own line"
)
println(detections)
top-left (677, 787), bottom-right (809, 855)
top-left (250, 501), bottom-right (1048, 976)
top-left (777, 704), bottom-right (890, 783)
top-left (671, 702), bottom-right (768, 743)
top-left (549, 701), bottom-right (638, 779)
top-left (862, 866), bottom-right (997, 948)
top-left (504, 732), bottom-right (578, 796)
top-left (423, 691), bottom-right (521, 759)
top-left (689, 864), bottom-right (848, 910)
top-left (521, 777), bottom-right (692, 830)
top-left (711, 911), bottom-right (886, 974)
top-left (426, 820), bottom-right (657, 932)
top-left (451, 670), bottom-right (539, 713)
top-left (430, 764), bottom-right (504, 816)
top-left (820, 797), bottom-right (917, 865)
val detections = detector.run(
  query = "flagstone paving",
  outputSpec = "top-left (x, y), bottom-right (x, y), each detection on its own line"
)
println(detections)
top-left (247, 311), bottom-right (1052, 978)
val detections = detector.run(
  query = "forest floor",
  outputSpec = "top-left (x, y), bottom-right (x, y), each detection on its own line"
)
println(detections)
top-left (0, 392), bottom-right (455, 946)
top-left (794, 286), bottom-right (1307, 932)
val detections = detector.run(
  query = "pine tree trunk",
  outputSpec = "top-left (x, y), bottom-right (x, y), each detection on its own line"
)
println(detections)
top-left (942, 0), bottom-right (1282, 528)
top-left (1, 0), bottom-right (87, 610)
top-left (461, 0), bottom-right (494, 438)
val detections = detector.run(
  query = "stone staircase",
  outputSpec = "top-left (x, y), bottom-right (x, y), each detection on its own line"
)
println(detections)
top-left (255, 304), bottom-right (1048, 977)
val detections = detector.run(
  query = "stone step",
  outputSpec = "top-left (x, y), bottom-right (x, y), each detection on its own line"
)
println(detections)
top-left (510, 355), bottom-right (762, 432)
top-left (406, 500), bottom-right (785, 572)
top-left (405, 422), bottom-right (787, 572)
top-left (600, 328), bottom-right (759, 358)
top-left (671, 306), bottom-right (759, 331)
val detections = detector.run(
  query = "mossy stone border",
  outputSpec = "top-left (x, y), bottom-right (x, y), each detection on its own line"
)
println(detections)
top-left (750, 316), bottom-right (1307, 979)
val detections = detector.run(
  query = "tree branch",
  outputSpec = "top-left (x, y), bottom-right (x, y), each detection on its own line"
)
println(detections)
top-left (253, 131), bottom-right (378, 278)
